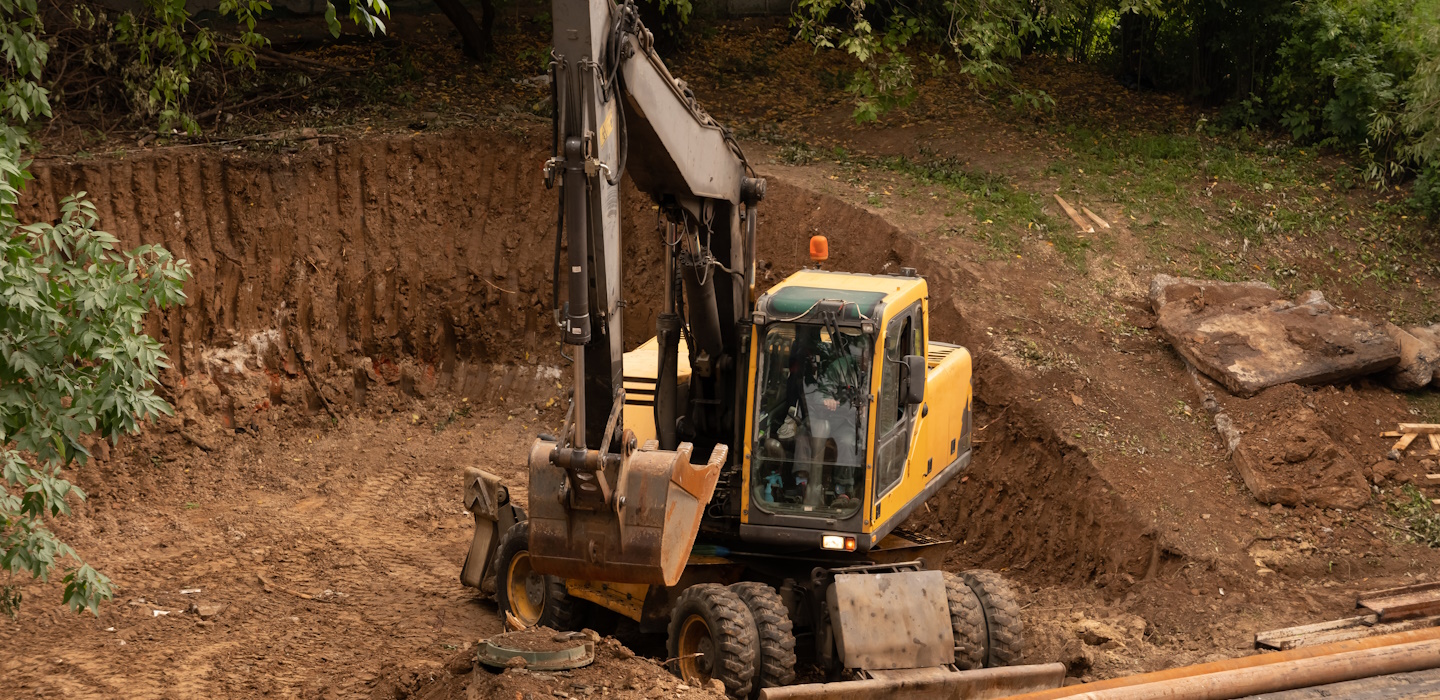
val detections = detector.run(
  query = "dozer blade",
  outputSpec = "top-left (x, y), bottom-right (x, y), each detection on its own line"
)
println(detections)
top-left (757, 664), bottom-right (1067, 700)
top-left (527, 437), bottom-right (726, 586)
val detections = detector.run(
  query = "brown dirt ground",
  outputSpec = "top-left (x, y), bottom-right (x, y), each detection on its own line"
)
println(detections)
top-left (8, 8), bottom-right (1440, 699)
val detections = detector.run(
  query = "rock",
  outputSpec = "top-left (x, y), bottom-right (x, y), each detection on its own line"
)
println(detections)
top-left (186, 602), bottom-right (228, 620)
top-left (1372, 460), bottom-right (1399, 484)
top-left (707, 679), bottom-right (725, 694)
top-left (1383, 324), bottom-right (1440, 390)
top-left (1234, 407), bottom-right (1369, 509)
top-left (1149, 275), bottom-right (1399, 396)
top-left (505, 655), bottom-right (529, 670)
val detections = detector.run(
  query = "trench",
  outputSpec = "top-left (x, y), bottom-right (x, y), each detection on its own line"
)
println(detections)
top-left (19, 127), bottom-right (1165, 588)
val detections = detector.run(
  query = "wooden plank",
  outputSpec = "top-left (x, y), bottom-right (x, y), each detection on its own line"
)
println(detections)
top-left (1274, 617), bottom-right (1437, 650)
top-left (1381, 431), bottom-right (1403, 438)
top-left (1394, 433), bottom-right (1419, 452)
top-left (1255, 615), bottom-right (1376, 650)
top-left (1426, 474), bottom-right (1440, 481)
top-left (1358, 581), bottom-right (1440, 602)
top-left (1430, 434), bottom-right (1440, 451)
top-left (1081, 206), bottom-right (1111, 229)
top-left (1256, 615), bottom-right (1440, 651)
top-left (1358, 589), bottom-right (1440, 621)
top-left (1053, 195), bottom-right (1093, 232)
top-left (1398, 423), bottom-right (1440, 434)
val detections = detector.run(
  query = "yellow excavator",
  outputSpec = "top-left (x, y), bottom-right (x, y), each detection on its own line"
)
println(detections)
top-left (458, 1), bottom-right (1065, 697)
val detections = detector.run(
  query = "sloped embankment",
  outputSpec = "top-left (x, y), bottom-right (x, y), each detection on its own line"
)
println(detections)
top-left (19, 127), bottom-right (1162, 586)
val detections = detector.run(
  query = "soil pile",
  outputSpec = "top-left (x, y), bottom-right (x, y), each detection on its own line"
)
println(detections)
top-left (1233, 405), bottom-right (1370, 510)
top-left (372, 636), bottom-right (724, 700)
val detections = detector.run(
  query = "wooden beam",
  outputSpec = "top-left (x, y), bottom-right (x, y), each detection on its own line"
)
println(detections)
top-left (1398, 423), bottom-right (1440, 434)
top-left (1081, 206), bottom-right (1111, 229)
top-left (1359, 588), bottom-right (1440, 622)
top-left (1256, 616), bottom-right (1440, 651)
top-left (1256, 615), bottom-right (1376, 650)
top-left (1358, 581), bottom-right (1440, 607)
top-left (1395, 433), bottom-right (1419, 452)
top-left (1053, 195), bottom-right (1093, 233)
top-left (1430, 434), bottom-right (1440, 451)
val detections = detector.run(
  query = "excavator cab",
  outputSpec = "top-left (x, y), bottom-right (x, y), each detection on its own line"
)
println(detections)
top-left (739, 270), bottom-right (975, 556)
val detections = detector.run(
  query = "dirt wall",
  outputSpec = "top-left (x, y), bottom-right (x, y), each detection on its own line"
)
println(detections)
top-left (19, 127), bottom-right (1158, 586)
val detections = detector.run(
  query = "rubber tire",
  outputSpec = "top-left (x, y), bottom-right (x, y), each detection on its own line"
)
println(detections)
top-left (960, 569), bottom-right (1024, 667)
top-left (493, 520), bottom-right (586, 631)
top-left (942, 572), bottom-right (988, 670)
top-left (730, 582), bottom-right (797, 695)
top-left (667, 584), bottom-right (758, 699)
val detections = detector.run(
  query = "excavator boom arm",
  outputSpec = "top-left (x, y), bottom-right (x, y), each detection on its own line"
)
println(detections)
top-left (511, 0), bottom-right (763, 587)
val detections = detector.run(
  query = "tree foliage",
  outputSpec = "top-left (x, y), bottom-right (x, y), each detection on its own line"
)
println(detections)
top-left (28, 0), bottom-right (389, 135)
top-left (0, 0), bottom-right (193, 617)
top-left (0, 163), bottom-right (191, 616)
top-left (794, 0), bottom-right (1048, 122)
top-left (791, 0), bottom-right (1440, 216)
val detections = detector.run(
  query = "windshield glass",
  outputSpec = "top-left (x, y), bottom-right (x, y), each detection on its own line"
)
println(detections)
top-left (750, 322), bottom-right (871, 519)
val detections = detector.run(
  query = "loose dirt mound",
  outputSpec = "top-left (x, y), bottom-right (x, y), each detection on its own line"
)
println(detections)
top-left (1233, 402), bottom-right (1369, 510)
top-left (372, 636), bottom-right (722, 700)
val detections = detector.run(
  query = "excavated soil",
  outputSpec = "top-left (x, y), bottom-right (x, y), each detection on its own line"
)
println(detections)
top-left (5, 124), bottom-right (1440, 698)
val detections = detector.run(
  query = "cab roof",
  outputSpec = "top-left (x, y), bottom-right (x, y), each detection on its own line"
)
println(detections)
top-left (758, 269), bottom-right (926, 320)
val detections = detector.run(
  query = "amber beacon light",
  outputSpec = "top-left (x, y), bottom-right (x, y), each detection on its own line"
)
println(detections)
top-left (809, 234), bottom-right (829, 264)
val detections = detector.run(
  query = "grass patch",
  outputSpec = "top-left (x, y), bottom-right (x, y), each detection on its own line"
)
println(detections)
top-left (877, 151), bottom-right (1054, 231)
top-left (1388, 485), bottom-right (1440, 547)
top-left (1408, 393), bottom-right (1440, 424)
top-left (1048, 230), bottom-right (1093, 272)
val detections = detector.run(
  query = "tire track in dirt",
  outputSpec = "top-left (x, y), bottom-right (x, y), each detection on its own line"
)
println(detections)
top-left (0, 411), bottom-right (532, 699)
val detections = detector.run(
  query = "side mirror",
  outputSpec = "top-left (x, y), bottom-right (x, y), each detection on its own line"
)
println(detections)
top-left (902, 354), bottom-right (926, 405)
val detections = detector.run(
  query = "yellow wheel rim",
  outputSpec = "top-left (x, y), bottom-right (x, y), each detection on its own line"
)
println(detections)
top-left (676, 613), bottom-right (715, 685)
top-left (507, 550), bottom-right (546, 626)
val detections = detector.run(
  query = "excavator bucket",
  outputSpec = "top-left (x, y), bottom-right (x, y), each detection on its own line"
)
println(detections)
top-left (526, 437), bottom-right (726, 587)
top-left (757, 664), bottom-right (1068, 700)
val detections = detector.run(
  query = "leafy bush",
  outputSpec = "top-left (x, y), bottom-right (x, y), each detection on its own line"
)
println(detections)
top-left (0, 151), bottom-right (192, 615)
top-left (793, 0), bottom-right (1045, 122)
top-left (36, 0), bottom-right (390, 135)
top-left (0, 0), bottom-right (195, 618)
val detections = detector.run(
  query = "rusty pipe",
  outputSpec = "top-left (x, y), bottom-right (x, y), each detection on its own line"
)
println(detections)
top-left (759, 664), bottom-right (1067, 700)
top-left (1008, 626), bottom-right (1440, 700)
top-left (1059, 637), bottom-right (1440, 700)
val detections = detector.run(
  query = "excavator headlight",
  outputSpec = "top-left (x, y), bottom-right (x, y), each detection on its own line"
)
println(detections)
top-left (821, 535), bottom-right (857, 552)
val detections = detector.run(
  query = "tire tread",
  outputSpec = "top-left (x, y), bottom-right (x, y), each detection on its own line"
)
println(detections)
top-left (959, 569), bottom-right (1024, 667)
top-left (731, 582), bottom-right (797, 694)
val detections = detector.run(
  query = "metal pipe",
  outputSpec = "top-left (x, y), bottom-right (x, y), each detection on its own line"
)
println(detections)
top-left (1060, 637), bottom-right (1440, 700)
top-left (1008, 626), bottom-right (1440, 700)
top-left (759, 663), bottom-right (1067, 700)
